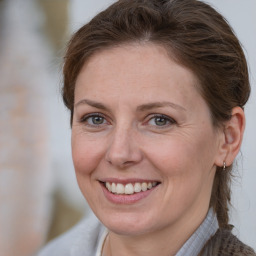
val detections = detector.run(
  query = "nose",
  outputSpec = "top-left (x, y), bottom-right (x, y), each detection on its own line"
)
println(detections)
top-left (105, 125), bottom-right (143, 168)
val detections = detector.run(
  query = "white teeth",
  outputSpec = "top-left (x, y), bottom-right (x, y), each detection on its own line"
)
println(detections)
top-left (141, 182), bottom-right (148, 191)
top-left (125, 183), bottom-right (134, 194)
top-left (116, 183), bottom-right (125, 194)
top-left (134, 182), bottom-right (142, 192)
top-left (111, 183), bottom-right (116, 193)
top-left (106, 182), bottom-right (111, 191)
top-left (105, 181), bottom-right (158, 195)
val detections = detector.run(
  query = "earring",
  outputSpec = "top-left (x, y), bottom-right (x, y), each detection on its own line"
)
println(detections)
top-left (223, 161), bottom-right (226, 171)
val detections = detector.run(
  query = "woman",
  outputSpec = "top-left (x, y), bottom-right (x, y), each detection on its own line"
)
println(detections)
top-left (38, 0), bottom-right (255, 255)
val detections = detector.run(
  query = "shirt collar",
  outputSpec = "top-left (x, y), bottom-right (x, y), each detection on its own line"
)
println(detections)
top-left (175, 208), bottom-right (219, 256)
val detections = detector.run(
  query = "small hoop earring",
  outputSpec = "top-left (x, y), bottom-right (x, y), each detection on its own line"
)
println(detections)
top-left (223, 161), bottom-right (226, 171)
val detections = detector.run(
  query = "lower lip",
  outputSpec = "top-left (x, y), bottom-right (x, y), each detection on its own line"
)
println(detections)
top-left (101, 183), bottom-right (158, 204)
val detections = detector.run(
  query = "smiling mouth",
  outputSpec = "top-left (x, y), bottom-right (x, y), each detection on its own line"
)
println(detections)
top-left (103, 181), bottom-right (160, 195)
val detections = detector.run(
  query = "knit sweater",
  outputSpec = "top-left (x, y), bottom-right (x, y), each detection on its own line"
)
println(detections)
top-left (200, 228), bottom-right (256, 256)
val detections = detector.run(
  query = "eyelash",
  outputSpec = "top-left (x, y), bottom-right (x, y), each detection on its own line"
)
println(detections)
top-left (80, 113), bottom-right (109, 128)
top-left (79, 113), bottom-right (176, 129)
top-left (146, 114), bottom-right (176, 128)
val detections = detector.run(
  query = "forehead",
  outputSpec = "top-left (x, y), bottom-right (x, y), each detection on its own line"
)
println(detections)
top-left (74, 43), bottom-right (213, 127)
top-left (75, 43), bottom-right (200, 99)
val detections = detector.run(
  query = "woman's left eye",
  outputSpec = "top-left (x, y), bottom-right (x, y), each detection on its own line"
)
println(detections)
top-left (147, 115), bottom-right (176, 127)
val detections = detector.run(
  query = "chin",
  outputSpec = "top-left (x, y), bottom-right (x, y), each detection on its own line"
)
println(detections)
top-left (96, 209), bottom-right (159, 236)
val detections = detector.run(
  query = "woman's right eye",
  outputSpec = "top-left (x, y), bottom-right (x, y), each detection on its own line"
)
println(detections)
top-left (80, 114), bottom-right (108, 127)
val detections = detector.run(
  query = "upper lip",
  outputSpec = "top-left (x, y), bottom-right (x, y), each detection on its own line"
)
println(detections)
top-left (98, 178), bottom-right (161, 184)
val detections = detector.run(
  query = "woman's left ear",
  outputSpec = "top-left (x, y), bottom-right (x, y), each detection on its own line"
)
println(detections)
top-left (215, 106), bottom-right (246, 167)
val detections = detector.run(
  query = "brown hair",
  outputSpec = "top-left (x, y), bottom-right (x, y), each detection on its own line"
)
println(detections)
top-left (63, 0), bottom-right (250, 228)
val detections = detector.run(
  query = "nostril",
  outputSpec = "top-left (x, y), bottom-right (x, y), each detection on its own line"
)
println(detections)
top-left (105, 150), bottom-right (138, 167)
top-left (106, 158), bottom-right (135, 169)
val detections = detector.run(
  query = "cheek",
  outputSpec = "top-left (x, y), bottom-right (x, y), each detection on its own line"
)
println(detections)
top-left (147, 134), bottom-right (216, 215)
top-left (143, 136), bottom-right (201, 174)
top-left (143, 128), bottom-right (218, 183)
top-left (71, 132), bottom-right (107, 206)
top-left (71, 132), bottom-right (105, 177)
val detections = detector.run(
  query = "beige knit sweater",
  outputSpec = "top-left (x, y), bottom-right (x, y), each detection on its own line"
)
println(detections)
top-left (200, 229), bottom-right (256, 255)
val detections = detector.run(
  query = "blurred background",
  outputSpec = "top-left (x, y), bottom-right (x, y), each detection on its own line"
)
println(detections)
top-left (0, 0), bottom-right (255, 255)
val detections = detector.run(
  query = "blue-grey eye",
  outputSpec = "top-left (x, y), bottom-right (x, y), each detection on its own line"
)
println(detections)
top-left (89, 116), bottom-right (105, 125)
top-left (148, 115), bottom-right (175, 127)
top-left (154, 116), bottom-right (168, 126)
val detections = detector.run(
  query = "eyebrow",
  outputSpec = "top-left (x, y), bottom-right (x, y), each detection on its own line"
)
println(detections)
top-left (75, 99), bottom-right (186, 112)
top-left (136, 101), bottom-right (186, 112)
top-left (75, 99), bottom-right (109, 110)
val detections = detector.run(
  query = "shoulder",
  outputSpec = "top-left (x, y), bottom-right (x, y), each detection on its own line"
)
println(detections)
top-left (200, 228), bottom-right (256, 256)
top-left (37, 212), bottom-right (105, 256)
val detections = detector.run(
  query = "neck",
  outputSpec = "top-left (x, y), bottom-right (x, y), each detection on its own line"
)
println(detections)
top-left (103, 206), bottom-right (209, 256)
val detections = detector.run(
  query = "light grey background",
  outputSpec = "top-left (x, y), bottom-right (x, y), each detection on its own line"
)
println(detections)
top-left (62, 0), bottom-right (256, 249)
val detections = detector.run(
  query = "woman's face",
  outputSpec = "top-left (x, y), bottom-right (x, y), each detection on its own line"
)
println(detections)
top-left (72, 44), bottom-right (223, 236)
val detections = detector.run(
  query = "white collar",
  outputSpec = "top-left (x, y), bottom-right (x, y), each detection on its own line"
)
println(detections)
top-left (95, 228), bottom-right (108, 256)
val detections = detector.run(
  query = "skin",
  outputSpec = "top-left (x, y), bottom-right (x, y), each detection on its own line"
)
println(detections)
top-left (71, 43), bottom-right (245, 256)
